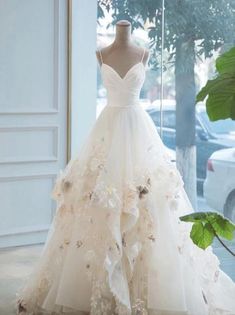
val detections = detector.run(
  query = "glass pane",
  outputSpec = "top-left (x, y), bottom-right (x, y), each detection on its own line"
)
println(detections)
top-left (97, 1), bottom-right (235, 281)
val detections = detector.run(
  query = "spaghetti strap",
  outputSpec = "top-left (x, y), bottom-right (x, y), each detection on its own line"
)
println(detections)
top-left (141, 47), bottom-right (146, 63)
top-left (98, 49), bottom-right (103, 64)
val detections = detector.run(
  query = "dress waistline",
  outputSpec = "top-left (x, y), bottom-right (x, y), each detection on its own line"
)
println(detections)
top-left (106, 102), bottom-right (140, 109)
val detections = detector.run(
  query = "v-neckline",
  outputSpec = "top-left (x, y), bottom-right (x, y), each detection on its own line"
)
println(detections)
top-left (101, 62), bottom-right (144, 80)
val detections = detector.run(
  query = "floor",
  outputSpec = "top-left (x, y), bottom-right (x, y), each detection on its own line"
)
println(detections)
top-left (0, 244), bottom-right (42, 315)
top-left (0, 197), bottom-right (234, 315)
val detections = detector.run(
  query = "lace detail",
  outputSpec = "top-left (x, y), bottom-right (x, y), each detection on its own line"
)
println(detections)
top-left (90, 279), bottom-right (113, 315)
top-left (15, 87), bottom-right (235, 314)
top-left (132, 299), bottom-right (148, 315)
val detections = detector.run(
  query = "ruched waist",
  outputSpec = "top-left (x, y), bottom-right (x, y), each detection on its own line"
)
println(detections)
top-left (105, 90), bottom-right (140, 108)
top-left (106, 101), bottom-right (140, 109)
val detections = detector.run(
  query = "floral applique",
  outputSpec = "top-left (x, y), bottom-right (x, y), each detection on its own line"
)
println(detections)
top-left (76, 240), bottom-right (83, 248)
top-left (132, 298), bottom-right (148, 315)
top-left (148, 234), bottom-right (156, 242)
top-left (89, 181), bottom-right (121, 209)
top-left (62, 179), bottom-right (73, 192)
top-left (17, 299), bottom-right (27, 314)
top-left (90, 279), bottom-right (113, 315)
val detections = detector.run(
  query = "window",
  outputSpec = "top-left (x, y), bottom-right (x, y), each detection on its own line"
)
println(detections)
top-left (97, 1), bottom-right (235, 280)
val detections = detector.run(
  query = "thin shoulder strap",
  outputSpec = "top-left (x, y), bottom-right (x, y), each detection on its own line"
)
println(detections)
top-left (99, 49), bottom-right (103, 64)
top-left (141, 47), bottom-right (146, 63)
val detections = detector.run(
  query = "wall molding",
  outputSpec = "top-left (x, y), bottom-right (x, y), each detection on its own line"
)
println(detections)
top-left (0, 172), bottom-right (56, 182)
top-left (0, 0), bottom-right (60, 115)
top-left (0, 172), bottom-right (57, 229)
top-left (0, 125), bottom-right (59, 164)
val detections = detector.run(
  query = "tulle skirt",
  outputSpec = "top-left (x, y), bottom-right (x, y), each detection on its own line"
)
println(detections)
top-left (16, 104), bottom-right (235, 315)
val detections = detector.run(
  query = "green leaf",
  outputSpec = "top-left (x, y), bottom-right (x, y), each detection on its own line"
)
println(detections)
top-left (190, 222), bottom-right (214, 250)
top-left (208, 213), bottom-right (235, 241)
top-left (196, 47), bottom-right (235, 121)
top-left (180, 211), bottom-right (209, 223)
top-left (196, 75), bottom-right (234, 102)
top-left (180, 211), bottom-right (235, 251)
top-left (216, 47), bottom-right (235, 75)
top-left (206, 87), bottom-right (235, 121)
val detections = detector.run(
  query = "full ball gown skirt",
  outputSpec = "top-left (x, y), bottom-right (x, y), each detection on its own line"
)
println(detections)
top-left (16, 60), bottom-right (235, 315)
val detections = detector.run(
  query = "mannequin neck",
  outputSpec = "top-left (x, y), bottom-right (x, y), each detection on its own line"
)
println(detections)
top-left (113, 23), bottom-right (132, 47)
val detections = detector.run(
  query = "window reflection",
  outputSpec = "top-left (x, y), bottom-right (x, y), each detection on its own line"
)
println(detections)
top-left (97, 0), bottom-right (235, 280)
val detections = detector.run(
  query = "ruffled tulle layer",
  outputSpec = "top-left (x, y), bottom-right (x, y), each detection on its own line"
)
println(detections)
top-left (15, 104), bottom-right (235, 315)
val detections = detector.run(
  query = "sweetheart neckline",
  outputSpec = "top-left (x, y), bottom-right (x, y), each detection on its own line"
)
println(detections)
top-left (101, 62), bottom-right (145, 80)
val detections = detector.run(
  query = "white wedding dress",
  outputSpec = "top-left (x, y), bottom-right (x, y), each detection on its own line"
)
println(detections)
top-left (16, 48), bottom-right (235, 315)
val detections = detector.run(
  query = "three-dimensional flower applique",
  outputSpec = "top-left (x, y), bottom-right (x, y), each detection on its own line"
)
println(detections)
top-left (136, 177), bottom-right (151, 199)
top-left (132, 298), bottom-right (148, 315)
top-left (17, 299), bottom-right (27, 314)
top-left (62, 179), bottom-right (73, 192)
top-left (90, 181), bottom-right (120, 209)
top-left (147, 234), bottom-right (156, 242)
top-left (89, 157), bottom-right (105, 172)
top-left (88, 138), bottom-right (107, 173)
top-left (58, 239), bottom-right (71, 250)
top-left (137, 185), bottom-right (149, 199)
top-left (76, 240), bottom-right (83, 248)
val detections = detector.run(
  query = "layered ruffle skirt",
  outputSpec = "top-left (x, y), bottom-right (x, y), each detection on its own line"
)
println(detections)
top-left (16, 104), bottom-right (235, 315)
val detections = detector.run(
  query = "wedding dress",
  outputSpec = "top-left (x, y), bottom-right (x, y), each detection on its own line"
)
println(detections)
top-left (16, 47), bottom-right (235, 315)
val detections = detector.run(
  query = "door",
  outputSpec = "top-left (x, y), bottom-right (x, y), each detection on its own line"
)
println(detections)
top-left (0, 0), bottom-right (68, 248)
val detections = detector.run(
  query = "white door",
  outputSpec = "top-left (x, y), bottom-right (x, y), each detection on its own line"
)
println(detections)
top-left (0, 0), bottom-right (68, 248)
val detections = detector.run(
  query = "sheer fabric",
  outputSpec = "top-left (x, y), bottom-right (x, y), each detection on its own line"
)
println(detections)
top-left (15, 49), bottom-right (235, 315)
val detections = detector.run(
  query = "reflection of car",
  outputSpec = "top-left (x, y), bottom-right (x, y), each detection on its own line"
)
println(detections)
top-left (138, 98), bottom-right (152, 110)
top-left (204, 148), bottom-right (235, 222)
top-left (146, 102), bottom-right (235, 191)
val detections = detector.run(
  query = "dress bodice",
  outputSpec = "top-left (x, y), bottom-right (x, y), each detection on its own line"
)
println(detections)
top-left (99, 49), bottom-right (146, 108)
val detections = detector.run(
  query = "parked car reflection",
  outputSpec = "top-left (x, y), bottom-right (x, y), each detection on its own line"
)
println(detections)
top-left (146, 101), bottom-right (235, 193)
top-left (204, 148), bottom-right (235, 222)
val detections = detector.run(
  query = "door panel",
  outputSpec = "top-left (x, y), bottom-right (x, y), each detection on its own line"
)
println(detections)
top-left (0, 0), bottom-right (68, 248)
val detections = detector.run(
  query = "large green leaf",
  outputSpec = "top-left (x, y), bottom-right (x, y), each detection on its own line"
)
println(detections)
top-left (196, 47), bottom-right (235, 121)
top-left (180, 211), bottom-right (235, 251)
top-left (216, 47), bottom-right (235, 75)
top-left (207, 213), bottom-right (235, 241)
top-left (190, 222), bottom-right (214, 249)
top-left (206, 89), bottom-right (235, 121)
top-left (196, 75), bottom-right (234, 102)
top-left (180, 211), bottom-right (209, 223)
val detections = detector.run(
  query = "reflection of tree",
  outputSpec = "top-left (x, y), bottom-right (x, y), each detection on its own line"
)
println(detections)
top-left (142, 66), bottom-right (175, 102)
top-left (98, 0), bottom-right (235, 208)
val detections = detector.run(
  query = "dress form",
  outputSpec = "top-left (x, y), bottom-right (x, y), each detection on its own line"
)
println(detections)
top-left (96, 20), bottom-right (149, 78)
top-left (15, 16), bottom-right (235, 315)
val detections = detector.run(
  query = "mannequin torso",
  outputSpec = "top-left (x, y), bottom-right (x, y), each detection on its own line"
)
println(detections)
top-left (96, 20), bottom-right (149, 79)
